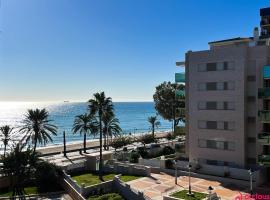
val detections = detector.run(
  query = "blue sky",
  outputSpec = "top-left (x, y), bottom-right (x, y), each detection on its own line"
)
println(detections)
top-left (0, 0), bottom-right (269, 102)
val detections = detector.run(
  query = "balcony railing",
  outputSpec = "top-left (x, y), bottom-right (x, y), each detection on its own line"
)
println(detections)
top-left (259, 154), bottom-right (270, 165)
top-left (258, 88), bottom-right (270, 98)
top-left (175, 89), bottom-right (185, 97)
top-left (258, 132), bottom-right (270, 145)
top-left (175, 73), bottom-right (185, 83)
top-left (258, 110), bottom-right (270, 122)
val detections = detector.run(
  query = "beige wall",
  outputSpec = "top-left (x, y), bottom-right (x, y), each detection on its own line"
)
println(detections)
top-left (186, 44), bottom-right (270, 168)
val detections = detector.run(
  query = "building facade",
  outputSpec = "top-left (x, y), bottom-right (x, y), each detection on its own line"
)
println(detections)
top-left (178, 8), bottom-right (270, 178)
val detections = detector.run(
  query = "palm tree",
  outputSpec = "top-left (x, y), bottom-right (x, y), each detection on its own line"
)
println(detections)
top-left (148, 115), bottom-right (161, 137)
top-left (102, 112), bottom-right (122, 150)
top-left (0, 125), bottom-right (13, 158)
top-left (72, 113), bottom-right (98, 153)
top-left (19, 108), bottom-right (57, 153)
top-left (88, 92), bottom-right (113, 180)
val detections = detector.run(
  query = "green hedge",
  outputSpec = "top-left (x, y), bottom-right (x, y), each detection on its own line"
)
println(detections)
top-left (88, 192), bottom-right (124, 200)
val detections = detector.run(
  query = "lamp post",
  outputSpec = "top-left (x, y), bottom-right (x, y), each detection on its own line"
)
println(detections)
top-left (63, 131), bottom-right (66, 157)
top-left (248, 169), bottom-right (253, 194)
top-left (174, 159), bottom-right (178, 185)
top-left (208, 186), bottom-right (213, 200)
top-left (187, 163), bottom-right (192, 195)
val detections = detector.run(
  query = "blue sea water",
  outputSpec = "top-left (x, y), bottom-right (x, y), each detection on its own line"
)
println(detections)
top-left (0, 102), bottom-right (174, 147)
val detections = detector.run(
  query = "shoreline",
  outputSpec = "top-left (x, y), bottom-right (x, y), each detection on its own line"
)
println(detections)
top-left (36, 131), bottom-right (171, 156)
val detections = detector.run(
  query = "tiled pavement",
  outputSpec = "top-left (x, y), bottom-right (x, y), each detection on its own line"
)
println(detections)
top-left (127, 173), bottom-right (251, 200)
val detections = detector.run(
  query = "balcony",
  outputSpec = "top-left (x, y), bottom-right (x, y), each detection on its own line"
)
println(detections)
top-left (258, 110), bottom-right (270, 122)
top-left (175, 73), bottom-right (185, 83)
top-left (259, 154), bottom-right (270, 165)
top-left (175, 89), bottom-right (185, 97)
top-left (258, 88), bottom-right (270, 98)
top-left (263, 66), bottom-right (270, 79)
top-left (258, 132), bottom-right (270, 145)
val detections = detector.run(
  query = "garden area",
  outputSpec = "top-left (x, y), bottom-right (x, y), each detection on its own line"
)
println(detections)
top-left (88, 192), bottom-right (125, 200)
top-left (170, 190), bottom-right (207, 200)
top-left (71, 172), bottom-right (142, 186)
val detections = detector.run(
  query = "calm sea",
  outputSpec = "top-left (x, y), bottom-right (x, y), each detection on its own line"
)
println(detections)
top-left (0, 102), bottom-right (176, 148)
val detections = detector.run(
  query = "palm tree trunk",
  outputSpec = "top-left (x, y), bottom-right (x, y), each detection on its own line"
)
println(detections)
top-left (152, 124), bottom-right (155, 137)
top-left (3, 144), bottom-right (6, 158)
top-left (103, 133), bottom-right (106, 150)
top-left (99, 111), bottom-right (103, 180)
top-left (33, 133), bottom-right (38, 153)
top-left (83, 132), bottom-right (86, 153)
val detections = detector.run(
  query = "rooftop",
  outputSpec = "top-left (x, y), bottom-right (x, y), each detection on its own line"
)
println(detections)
top-left (208, 37), bottom-right (251, 45)
top-left (260, 7), bottom-right (270, 16)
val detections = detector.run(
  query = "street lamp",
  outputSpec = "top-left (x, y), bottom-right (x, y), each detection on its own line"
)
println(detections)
top-left (174, 159), bottom-right (178, 185)
top-left (187, 163), bottom-right (193, 196)
top-left (208, 186), bottom-right (213, 200)
top-left (248, 169), bottom-right (253, 194)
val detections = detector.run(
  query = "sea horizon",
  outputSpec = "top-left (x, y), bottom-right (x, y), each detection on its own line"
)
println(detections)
top-left (0, 101), bottom-right (178, 151)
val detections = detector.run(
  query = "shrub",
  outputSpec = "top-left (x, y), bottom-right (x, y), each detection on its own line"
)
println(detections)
top-left (88, 192), bottom-right (124, 200)
top-left (35, 161), bottom-right (62, 193)
top-left (166, 133), bottom-right (175, 141)
top-left (130, 151), bottom-right (140, 163)
top-left (110, 136), bottom-right (132, 151)
top-left (162, 146), bottom-right (175, 155)
top-left (140, 134), bottom-right (156, 146)
top-left (137, 147), bottom-right (149, 159)
top-left (165, 159), bottom-right (174, 169)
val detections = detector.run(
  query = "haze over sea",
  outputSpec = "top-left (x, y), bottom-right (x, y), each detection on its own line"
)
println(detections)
top-left (0, 102), bottom-right (174, 148)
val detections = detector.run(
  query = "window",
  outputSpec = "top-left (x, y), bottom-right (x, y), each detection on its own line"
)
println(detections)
top-left (198, 121), bottom-right (207, 129)
top-left (199, 139), bottom-right (235, 151)
top-left (198, 83), bottom-right (206, 91)
top-left (206, 121), bottom-right (217, 129)
top-left (198, 120), bottom-right (235, 130)
top-left (206, 102), bottom-right (217, 110)
top-left (247, 76), bottom-right (256, 82)
top-left (198, 63), bottom-right (206, 72)
top-left (198, 61), bottom-right (234, 72)
top-left (206, 63), bottom-right (217, 71)
top-left (206, 82), bottom-right (217, 90)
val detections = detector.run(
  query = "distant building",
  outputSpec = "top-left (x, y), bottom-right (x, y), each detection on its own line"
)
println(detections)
top-left (178, 7), bottom-right (270, 181)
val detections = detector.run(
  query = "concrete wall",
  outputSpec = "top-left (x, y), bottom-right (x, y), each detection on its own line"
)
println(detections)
top-left (60, 178), bottom-right (85, 200)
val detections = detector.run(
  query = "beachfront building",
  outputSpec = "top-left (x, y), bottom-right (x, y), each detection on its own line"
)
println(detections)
top-left (178, 7), bottom-right (270, 181)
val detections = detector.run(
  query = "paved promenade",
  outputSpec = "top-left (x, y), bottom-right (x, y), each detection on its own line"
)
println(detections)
top-left (37, 131), bottom-right (171, 156)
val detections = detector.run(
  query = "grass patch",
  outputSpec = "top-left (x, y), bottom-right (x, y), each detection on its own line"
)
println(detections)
top-left (88, 192), bottom-right (124, 200)
top-left (0, 186), bottom-right (38, 197)
top-left (71, 173), bottom-right (141, 186)
top-left (171, 190), bottom-right (207, 200)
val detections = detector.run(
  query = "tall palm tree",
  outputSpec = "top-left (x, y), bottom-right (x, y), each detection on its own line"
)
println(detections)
top-left (88, 92), bottom-right (113, 180)
top-left (72, 113), bottom-right (98, 153)
top-left (148, 115), bottom-right (161, 137)
top-left (102, 113), bottom-right (122, 150)
top-left (19, 108), bottom-right (57, 153)
top-left (0, 125), bottom-right (13, 158)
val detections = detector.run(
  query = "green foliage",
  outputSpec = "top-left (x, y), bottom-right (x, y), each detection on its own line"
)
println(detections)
top-left (35, 161), bottom-right (63, 193)
top-left (110, 136), bottom-right (132, 151)
top-left (165, 159), bottom-right (174, 169)
top-left (88, 193), bottom-right (124, 200)
top-left (0, 144), bottom-right (40, 196)
top-left (171, 190), bottom-right (207, 200)
top-left (137, 147), bottom-right (149, 159)
top-left (175, 126), bottom-right (185, 136)
top-left (19, 108), bottom-right (57, 152)
top-left (140, 134), bottom-right (156, 146)
top-left (130, 150), bottom-right (140, 163)
top-left (166, 133), bottom-right (175, 141)
top-left (0, 125), bottom-right (14, 158)
top-left (153, 81), bottom-right (185, 124)
top-left (162, 146), bottom-right (175, 155)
